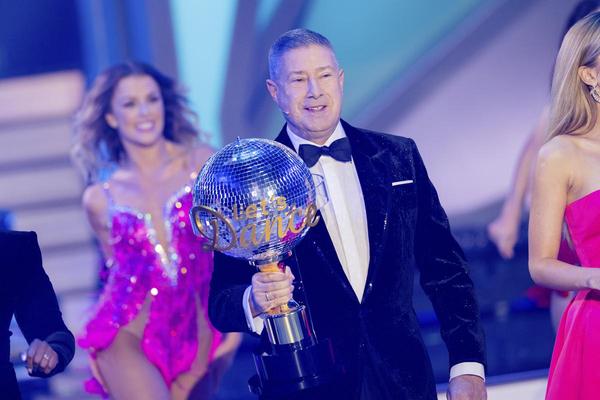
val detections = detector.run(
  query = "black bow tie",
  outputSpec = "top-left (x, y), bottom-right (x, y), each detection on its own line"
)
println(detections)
top-left (298, 137), bottom-right (352, 167)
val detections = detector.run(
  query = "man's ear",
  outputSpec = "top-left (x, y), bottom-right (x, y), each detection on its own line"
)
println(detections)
top-left (105, 113), bottom-right (118, 129)
top-left (578, 65), bottom-right (598, 87)
top-left (266, 79), bottom-right (278, 102)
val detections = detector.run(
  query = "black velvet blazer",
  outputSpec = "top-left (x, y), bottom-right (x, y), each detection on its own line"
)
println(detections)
top-left (208, 121), bottom-right (485, 400)
top-left (0, 231), bottom-right (75, 399)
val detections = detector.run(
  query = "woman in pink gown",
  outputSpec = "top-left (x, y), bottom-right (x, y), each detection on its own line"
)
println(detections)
top-left (529, 12), bottom-right (600, 400)
top-left (489, 1), bottom-right (600, 331)
top-left (72, 62), bottom-right (241, 400)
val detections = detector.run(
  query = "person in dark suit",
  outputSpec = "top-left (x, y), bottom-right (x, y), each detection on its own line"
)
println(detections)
top-left (208, 29), bottom-right (486, 400)
top-left (0, 230), bottom-right (75, 399)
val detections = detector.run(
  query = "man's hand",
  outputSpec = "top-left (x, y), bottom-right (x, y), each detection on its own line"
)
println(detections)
top-left (250, 266), bottom-right (294, 316)
top-left (24, 339), bottom-right (59, 375)
top-left (447, 375), bottom-right (486, 400)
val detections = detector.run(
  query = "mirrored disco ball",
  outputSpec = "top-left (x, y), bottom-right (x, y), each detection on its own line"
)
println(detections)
top-left (190, 138), bottom-right (317, 263)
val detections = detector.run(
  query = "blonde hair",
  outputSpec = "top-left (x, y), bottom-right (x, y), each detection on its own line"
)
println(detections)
top-left (548, 12), bottom-right (600, 140)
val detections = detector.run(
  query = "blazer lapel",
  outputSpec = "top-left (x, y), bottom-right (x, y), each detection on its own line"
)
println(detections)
top-left (342, 120), bottom-right (392, 301)
top-left (275, 125), bottom-right (358, 301)
top-left (274, 125), bottom-right (293, 150)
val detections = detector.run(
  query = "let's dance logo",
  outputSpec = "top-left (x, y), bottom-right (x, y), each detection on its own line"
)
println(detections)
top-left (190, 195), bottom-right (319, 251)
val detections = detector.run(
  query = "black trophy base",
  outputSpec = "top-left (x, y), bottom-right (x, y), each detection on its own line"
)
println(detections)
top-left (248, 338), bottom-right (336, 398)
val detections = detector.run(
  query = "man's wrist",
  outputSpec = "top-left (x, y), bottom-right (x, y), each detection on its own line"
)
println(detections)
top-left (243, 286), bottom-right (265, 333)
top-left (449, 362), bottom-right (485, 381)
top-left (248, 288), bottom-right (259, 317)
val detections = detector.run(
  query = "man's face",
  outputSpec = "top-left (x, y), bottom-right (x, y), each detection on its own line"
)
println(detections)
top-left (267, 44), bottom-right (344, 145)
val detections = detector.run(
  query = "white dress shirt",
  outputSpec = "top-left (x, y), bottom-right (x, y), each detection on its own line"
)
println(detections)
top-left (288, 123), bottom-right (371, 300)
top-left (242, 121), bottom-right (484, 381)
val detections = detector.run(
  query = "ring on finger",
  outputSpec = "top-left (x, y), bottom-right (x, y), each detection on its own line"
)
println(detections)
top-left (265, 292), bottom-right (271, 302)
top-left (42, 354), bottom-right (50, 360)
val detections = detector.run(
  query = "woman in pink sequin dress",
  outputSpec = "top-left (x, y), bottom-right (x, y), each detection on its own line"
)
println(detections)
top-left (529, 12), bottom-right (600, 400)
top-left (72, 62), bottom-right (241, 400)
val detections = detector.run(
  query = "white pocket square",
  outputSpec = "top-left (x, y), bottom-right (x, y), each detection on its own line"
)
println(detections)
top-left (392, 180), bottom-right (414, 187)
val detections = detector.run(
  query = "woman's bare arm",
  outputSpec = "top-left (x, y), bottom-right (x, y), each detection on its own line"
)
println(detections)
top-left (529, 138), bottom-right (600, 290)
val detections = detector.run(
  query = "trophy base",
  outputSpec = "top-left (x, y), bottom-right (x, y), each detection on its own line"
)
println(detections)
top-left (248, 338), bottom-right (336, 398)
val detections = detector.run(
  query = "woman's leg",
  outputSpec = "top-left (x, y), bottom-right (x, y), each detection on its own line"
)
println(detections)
top-left (96, 329), bottom-right (170, 400)
top-left (172, 300), bottom-right (214, 400)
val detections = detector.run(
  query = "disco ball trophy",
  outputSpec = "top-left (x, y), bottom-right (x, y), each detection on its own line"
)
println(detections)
top-left (189, 138), bottom-right (335, 397)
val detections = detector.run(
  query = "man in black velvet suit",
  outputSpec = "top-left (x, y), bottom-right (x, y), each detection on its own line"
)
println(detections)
top-left (208, 29), bottom-right (486, 400)
top-left (0, 231), bottom-right (75, 399)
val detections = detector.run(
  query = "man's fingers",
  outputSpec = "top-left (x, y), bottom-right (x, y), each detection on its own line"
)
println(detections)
top-left (32, 344), bottom-right (49, 365)
top-left (269, 284), bottom-right (294, 305)
top-left (26, 339), bottom-right (41, 372)
top-left (270, 285), bottom-right (294, 301)
top-left (39, 354), bottom-right (48, 369)
top-left (262, 279), bottom-right (293, 292)
top-left (38, 347), bottom-right (55, 371)
top-left (253, 274), bottom-right (293, 295)
top-left (274, 292), bottom-right (293, 305)
top-left (254, 271), bottom-right (289, 284)
top-left (25, 340), bottom-right (58, 375)
top-left (43, 356), bottom-right (58, 374)
top-left (258, 271), bottom-right (287, 280)
top-left (27, 339), bottom-right (40, 357)
top-left (284, 266), bottom-right (295, 279)
top-left (251, 287), bottom-right (293, 313)
top-left (250, 267), bottom-right (296, 314)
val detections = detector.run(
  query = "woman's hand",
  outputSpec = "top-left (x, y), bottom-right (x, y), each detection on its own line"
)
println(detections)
top-left (24, 339), bottom-right (58, 375)
top-left (586, 274), bottom-right (600, 290)
top-left (171, 366), bottom-right (207, 400)
top-left (487, 208), bottom-right (520, 260)
top-left (210, 332), bottom-right (242, 390)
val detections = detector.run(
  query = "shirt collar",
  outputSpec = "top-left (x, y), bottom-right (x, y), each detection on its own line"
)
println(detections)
top-left (286, 121), bottom-right (345, 153)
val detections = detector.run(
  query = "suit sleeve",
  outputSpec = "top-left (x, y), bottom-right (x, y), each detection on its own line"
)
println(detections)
top-left (410, 140), bottom-right (486, 369)
top-left (208, 251), bottom-right (259, 335)
top-left (14, 232), bottom-right (75, 377)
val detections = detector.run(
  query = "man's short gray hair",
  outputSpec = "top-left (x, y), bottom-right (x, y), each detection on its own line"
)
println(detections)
top-left (268, 28), bottom-right (336, 80)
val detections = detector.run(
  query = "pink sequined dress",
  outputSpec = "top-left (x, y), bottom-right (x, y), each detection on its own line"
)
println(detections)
top-left (545, 190), bottom-right (600, 399)
top-left (78, 181), bottom-right (222, 396)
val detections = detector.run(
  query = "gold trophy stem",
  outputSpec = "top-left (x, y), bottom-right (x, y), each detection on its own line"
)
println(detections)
top-left (259, 261), bottom-right (290, 314)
